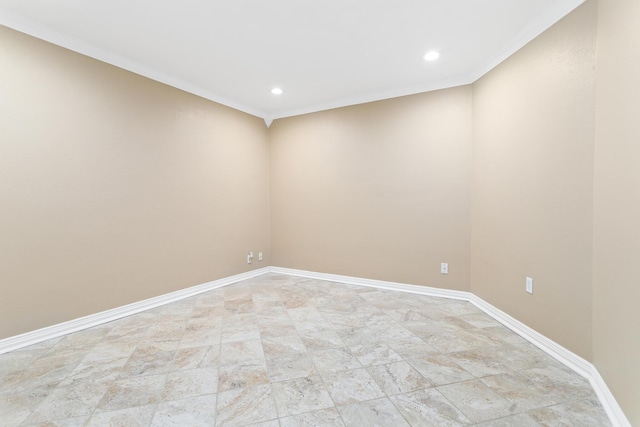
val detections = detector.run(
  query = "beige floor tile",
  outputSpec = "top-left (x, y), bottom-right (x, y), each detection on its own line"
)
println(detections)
top-left (349, 342), bottom-right (402, 366)
top-left (218, 359), bottom-right (270, 392)
top-left (2, 274), bottom-right (611, 426)
top-left (150, 394), bottom-right (217, 426)
top-left (22, 415), bottom-right (90, 426)
top-left (266, 352), bottom-right (317, 382)
top-left (474, 413), bottom-right (541, 427)
top-left (448, 346), bottom-right (514, 377)
top-left (310, 347), bottom-right (361, 373)
top-left (480, 372), bottom-right (560, 411)
top-left (337, 398), bottom-right (410, 427)
top-left (118, 346), bottom-right (176, 378)
top-left (386, 336), bottom-right (438, 359)
top-left (300, 331), bottom-right (345, 350)
top-left (0, 389), bottom-right (49, 427)
top-left (98, 373), bottom-right (167, 411)
top-left (172, 345), bottom-right (220, 371)
top-left (437, 379), bottom-right (518, 423)
top-left (163, 367), bottom-right (218, 401)
top-left (24, 380), bottom-right (109, 423)
top-left (86, 404), bottom-right (156, 427)
top-left (389, 388), bottom-right (471, 426)
top-left (271, 376), bottom-right (334, 417)
top-left (220, 340), bottom-right (265, 366)
top-left (321, 368), bottom-right (385, 406)
top-left (280, 408), bottom-right (345, 427)
top-left (366, 361), bottom-right (431, 395)
top-left (528, 397), bottom-right (612, 426)
top-left (407, 354), bottom-right (474, 386)
top-left (216, 384), bottom-right (278, 426)
top-left (262, 335), bottom-right (306, 356)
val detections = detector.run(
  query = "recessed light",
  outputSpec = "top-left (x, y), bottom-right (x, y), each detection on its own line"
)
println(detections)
top-left (271, 87), bottom-right (284, 95)
top-left (424, 51), bottom-right (440, 61)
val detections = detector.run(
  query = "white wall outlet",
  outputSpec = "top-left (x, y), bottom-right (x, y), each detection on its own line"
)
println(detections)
top-left (441, 263), bottom-right (449, 274)
top-left (258, 252), bottom-right (263, 261)
top-left (247, 252), bottom-right (253, 264)
top-left (526, 277), bottom-right (533, 294)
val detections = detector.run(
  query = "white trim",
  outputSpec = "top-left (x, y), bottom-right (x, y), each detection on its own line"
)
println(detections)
top-left (0, 9), bottom-right (267, 120)
top-left (0, 1), bottom-right (585, 122)
top-left (0, 267), bottom-right (269, 355)
top-left (269, 266), bottom-right (630, 427)
top-left (467, 294), bottom-right (593, 379)
top-left (589, 366), bottom-right (633, 427)
top-left (0, 265), bottom-right (629, 426)
top-left (270, 266), bottom-right (471, 301)
top-left (266, 76), bottom-right (473, 121)
top-left (466, 0), bottom-right (586, 85)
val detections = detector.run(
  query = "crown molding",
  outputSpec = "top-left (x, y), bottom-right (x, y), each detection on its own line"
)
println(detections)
top-left (0, 9), bottom-right (268, 120)
top-left (2, 0), bottom-right (585, 123)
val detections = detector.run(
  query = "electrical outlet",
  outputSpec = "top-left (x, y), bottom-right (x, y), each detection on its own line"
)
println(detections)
top-left (526, 277), bottom-right (533, 294)
top-left (441, 263), bottom-right (448, 274)
top-left (247, 252), bottom-right (253, 264)
top-left (258, 252), bottom-right (263, 261)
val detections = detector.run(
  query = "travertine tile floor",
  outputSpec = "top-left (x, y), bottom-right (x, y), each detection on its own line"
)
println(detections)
top-left (1, 273), bottom-right (611, 426)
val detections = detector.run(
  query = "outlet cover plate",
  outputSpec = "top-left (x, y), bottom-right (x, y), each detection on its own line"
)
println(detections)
top-left (526, 277), bottom-right (533, 294)
top-left (441, 263), bottom-right (449, 274)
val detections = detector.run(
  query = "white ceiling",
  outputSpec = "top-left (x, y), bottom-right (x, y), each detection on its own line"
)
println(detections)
top-left (0, 0), bottom-right (584, 125)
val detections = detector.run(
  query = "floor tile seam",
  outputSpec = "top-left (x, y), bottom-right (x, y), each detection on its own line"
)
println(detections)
top-left (82, 402), bottom-right (159, 427)
top-left (312, 369), bottom-right (349, 427)
top-left (523, 394), bottom-right (604, 415)
top-left (342, 394), bottom-right (418, 426)
top-left (403, 356), bottom-right (476, 385)
top-left (471, 412), bottom-right (538, 426)
top-left (265, 383), bottom-right (280, 425)
top-left (386, 392), bottom-right (455, 427)
top-left (437, 376), bottom-right (569, 425)
top-left (363, 369), bottom-right (433, 399)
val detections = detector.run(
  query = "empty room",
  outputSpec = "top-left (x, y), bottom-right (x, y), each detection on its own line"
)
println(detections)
top-left (0, 0), bottom-right (638, 426)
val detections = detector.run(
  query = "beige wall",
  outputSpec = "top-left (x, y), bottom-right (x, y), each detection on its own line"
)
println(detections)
top-left (593, 0), bottom-right (640, 423)
top-left (470, 0), bottom-right (597, 359)
top-left (270, 87), bottom-right (472, 290)
top-left (0, 26), bottom-right (270, 339)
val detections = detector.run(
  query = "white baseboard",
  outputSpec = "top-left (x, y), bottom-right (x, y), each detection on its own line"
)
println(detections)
top-left (0, 267), bottom-right (270, 355)
top-left (589, 365), bottom-right (633, 427)
top-left (270, 266), bottom-right (472, 301)
top-left (270, 266), bottom-right (630, 427)
top-left (0, 265), bottom-right (630, 426)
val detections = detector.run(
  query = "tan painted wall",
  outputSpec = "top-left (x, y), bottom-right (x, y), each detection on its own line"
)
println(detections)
top-left (593, 0), bottom-right (640, 423)
top-left (270, 87), bottom-right (472, 290)
top-left (0, 26), bottom-right (270, 339)
top-left (470, 1), bottom-right (597, 359)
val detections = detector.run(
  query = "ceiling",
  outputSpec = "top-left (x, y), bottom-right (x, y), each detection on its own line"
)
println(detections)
top-left (0, 0), bottom-right (584, 125)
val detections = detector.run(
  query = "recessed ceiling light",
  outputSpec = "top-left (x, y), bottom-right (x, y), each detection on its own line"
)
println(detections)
top-left (271, 87), bottom-right (284, 95)
top-left (424, 51), bottom-right (440, 61)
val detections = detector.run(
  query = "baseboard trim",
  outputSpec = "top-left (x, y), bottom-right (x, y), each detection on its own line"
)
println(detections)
top-left (269, 266), bottom-right (472, 301)
top-left (0, 267), bottom-right (270, 356)
top-left (589, 365), bottom-right (633, 427)
top-left (270, 266), bottom-right (630, 427)
top-left (0, 266), bottom-right (629, 426)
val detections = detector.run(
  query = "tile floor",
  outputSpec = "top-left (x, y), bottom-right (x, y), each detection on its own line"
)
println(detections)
top-left (0, 273), bottom-right (611, 426)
